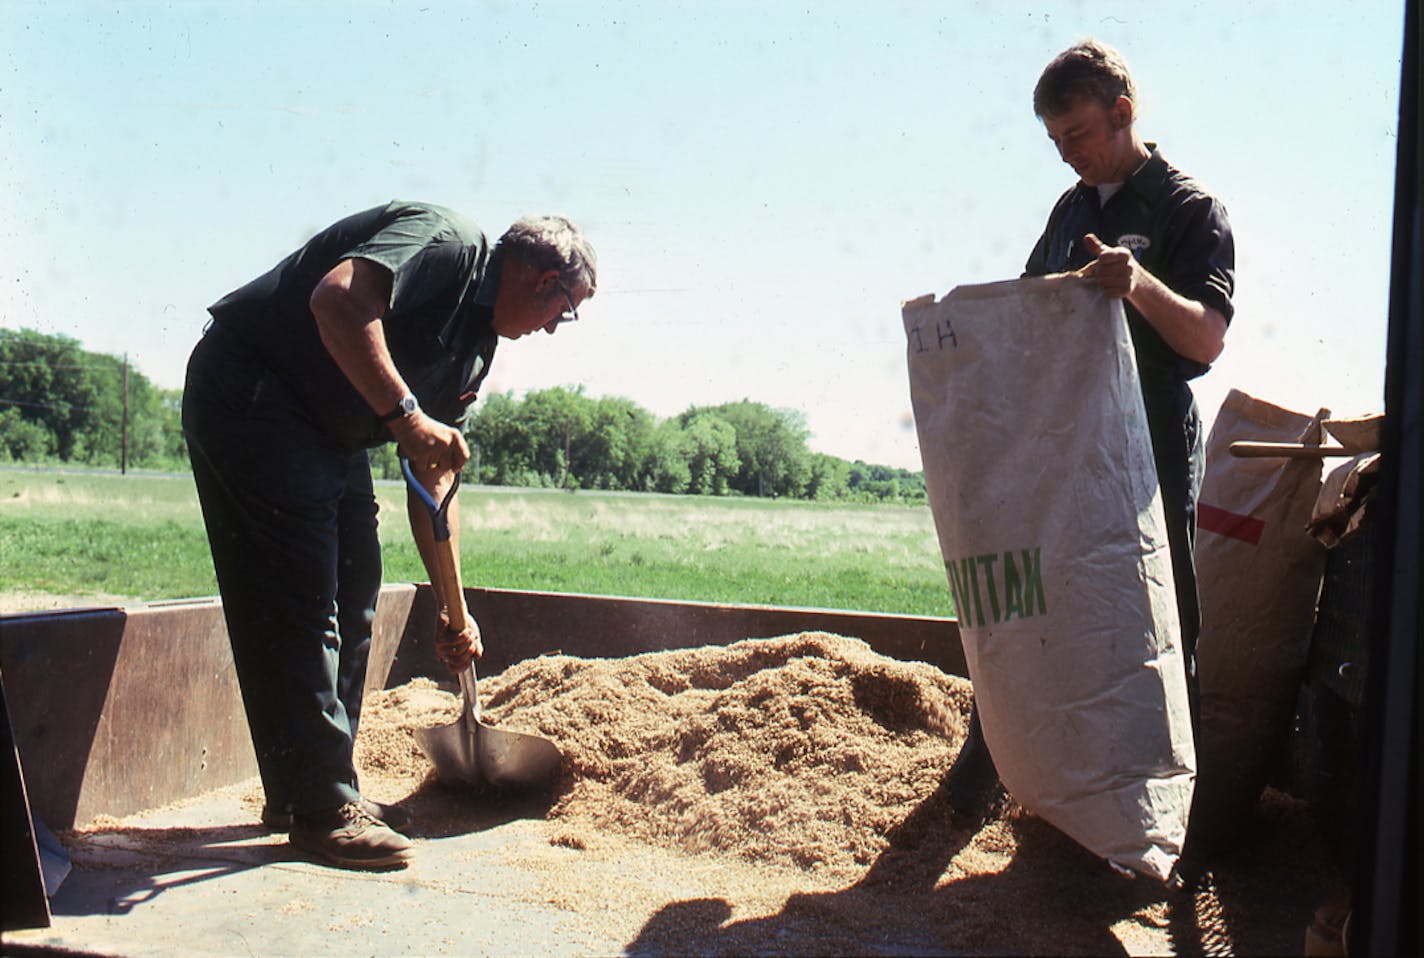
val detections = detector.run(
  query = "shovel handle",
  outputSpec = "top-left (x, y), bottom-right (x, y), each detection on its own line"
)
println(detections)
top-left (400, 456), bottom-right (461, 541)
top-left (458, 660), bottom-right (480, 723)
top-left (400, 455), bottom-right (469, 632)
top-left (425, 502), bottom-right (479, 720)
top-left (432, 534), bottom-right (468, 633)
top-left (1229, 441), bottom-right (1355, 459)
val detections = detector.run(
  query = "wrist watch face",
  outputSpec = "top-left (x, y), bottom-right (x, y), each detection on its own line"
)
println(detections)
top-left (381, 394), bottom-right (419, 423)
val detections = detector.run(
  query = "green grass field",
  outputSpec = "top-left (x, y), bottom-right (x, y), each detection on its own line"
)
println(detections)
top-left (0, 468), bottom-right (953, 617)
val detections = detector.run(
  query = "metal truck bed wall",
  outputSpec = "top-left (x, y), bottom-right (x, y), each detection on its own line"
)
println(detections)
top-left (0, 586), bottom-right (962, 830)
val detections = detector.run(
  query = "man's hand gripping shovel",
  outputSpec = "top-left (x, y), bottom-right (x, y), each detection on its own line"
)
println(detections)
top-left (401, 457), bottom-right (562, 792)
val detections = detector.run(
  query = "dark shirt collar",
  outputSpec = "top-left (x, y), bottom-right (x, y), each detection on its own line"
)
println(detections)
top-left (1073, 143), bottom-right (1167, 214)
top-left (439, 246), bottom-right (500, 354)
top-left (470, 246), bottom-right (503, 311)
top-left (1120, 142), bottom-right (1168, 201)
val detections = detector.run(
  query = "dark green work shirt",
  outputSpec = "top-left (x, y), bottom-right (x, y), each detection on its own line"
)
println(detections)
top-left (1023, 145), bottom-right (1235, 387)
top-left (208, 200), bottom-right (500, 450)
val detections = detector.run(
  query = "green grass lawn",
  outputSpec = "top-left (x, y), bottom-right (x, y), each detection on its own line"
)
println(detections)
top-left (0, 468), bottom-right (953, 617)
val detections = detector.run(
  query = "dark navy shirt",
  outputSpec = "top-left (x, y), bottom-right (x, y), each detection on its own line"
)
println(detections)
top-left (1024, 145), bottom-right (1235, 387)
top-left (208, 201), bottom-right (500, 450)
top-left (1025, 145), bottom-right (1232, 657)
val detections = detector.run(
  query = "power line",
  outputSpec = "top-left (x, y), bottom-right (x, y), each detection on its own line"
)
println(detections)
top-left (0, 361), bottom-right (119, 371)
top-left (0, 397), bottom-right (72, 412)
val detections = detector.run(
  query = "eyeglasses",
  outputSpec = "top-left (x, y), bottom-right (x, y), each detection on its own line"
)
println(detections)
top-left (556, 282), bottom-right (579, 325)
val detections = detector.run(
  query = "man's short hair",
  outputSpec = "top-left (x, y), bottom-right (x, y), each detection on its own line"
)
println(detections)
top-left (498, 215), bottom-right (598, 297)
top-left (1033, 39), bottom-right (1137, 119)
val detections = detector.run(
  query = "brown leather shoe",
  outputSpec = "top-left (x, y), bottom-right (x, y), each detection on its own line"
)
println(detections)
top-left (289, 802), bottom-right (413, 870)
top-left (264, 798), bottom-right (411, 833)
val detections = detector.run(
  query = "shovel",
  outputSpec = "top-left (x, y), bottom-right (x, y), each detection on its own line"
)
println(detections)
top-left (401, 457), bottom-right (563, 791)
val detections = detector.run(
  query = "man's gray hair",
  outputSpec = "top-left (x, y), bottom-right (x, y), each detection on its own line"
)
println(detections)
top-left (498, 215), bottom-right (598, 296)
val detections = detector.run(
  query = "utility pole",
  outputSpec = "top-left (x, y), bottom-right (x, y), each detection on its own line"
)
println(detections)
top-left (562, 416), bottom-right (571, 489)
top-left (120, 354), bottom-right (129, 475)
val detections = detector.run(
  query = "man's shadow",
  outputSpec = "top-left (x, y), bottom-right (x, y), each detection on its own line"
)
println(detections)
top-left (47, 774), bottom-right (558, 920)
top-left (625, 772), bottom-right (1296, 957)
top-left (49, 822), bottom-right (289, 918)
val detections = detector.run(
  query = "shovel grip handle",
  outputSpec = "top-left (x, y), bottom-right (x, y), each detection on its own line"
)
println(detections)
top-left (400, 456), bottom-right (461, 541)
top-left (400, 455), bottom-right (469, 632)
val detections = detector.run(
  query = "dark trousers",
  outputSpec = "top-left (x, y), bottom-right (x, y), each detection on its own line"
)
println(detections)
top-left (182, 327), bottom-right (382, 816)
top-left (1145, 382), bottom-right (1205, 733)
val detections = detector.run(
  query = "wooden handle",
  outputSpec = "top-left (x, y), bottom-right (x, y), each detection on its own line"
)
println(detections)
top-left (431, 536), bottom-right (468, 632)
top-left (400, 456), bottom-right (467, 628)
top-left (1229, 441), bottom-right (1355, 459)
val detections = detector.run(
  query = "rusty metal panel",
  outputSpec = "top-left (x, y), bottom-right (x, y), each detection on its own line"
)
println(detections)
top-left (0, 606), bottom-right (131, 829)
top-left (82, 599), bottom-right (252, 826)
top-left (0, 601), bottom-right (251, 828)
top-left (0, 585), bottom-right (419, 829)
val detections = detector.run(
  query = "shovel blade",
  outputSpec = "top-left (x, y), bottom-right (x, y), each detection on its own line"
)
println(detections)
top-left (414, 713), bottom-right (562, 791)
top-left (477, 724), bottom-right (563, 791)
top-left (414, 713), bottom-right (483, 788)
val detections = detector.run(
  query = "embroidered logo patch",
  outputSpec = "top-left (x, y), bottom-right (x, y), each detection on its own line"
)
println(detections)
top-left (1117, 233), bottom-right (1151, 256)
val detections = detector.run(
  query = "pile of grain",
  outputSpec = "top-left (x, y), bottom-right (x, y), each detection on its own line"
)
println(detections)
top-left (356, 632), bottom-right (973, 877)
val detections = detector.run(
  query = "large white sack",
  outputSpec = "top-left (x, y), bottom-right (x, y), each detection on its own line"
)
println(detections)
top-left (903, 274), bottom-right (1195, 881)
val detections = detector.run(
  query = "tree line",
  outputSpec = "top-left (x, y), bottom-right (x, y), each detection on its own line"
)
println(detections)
top-left (0, 328), bottom-right (186, 469)
top-left (2, 329), bottom-right (925, 502)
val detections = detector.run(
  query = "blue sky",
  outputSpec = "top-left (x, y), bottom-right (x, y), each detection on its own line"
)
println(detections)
top-left (1, 0), bottom-right (1406, 469)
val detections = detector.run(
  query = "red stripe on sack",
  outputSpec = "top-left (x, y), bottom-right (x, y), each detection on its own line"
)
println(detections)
top-left (1198, 502), bottom-right (1266, 545)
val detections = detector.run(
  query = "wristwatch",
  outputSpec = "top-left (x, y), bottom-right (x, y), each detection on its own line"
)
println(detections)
top-left (378, 394), bottom-right (419, 423)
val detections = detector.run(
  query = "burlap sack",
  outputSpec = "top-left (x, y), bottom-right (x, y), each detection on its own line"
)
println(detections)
top-left (1192, 390), bottom-right (1330, 846)
top-left (1307, 415), bottom-right (1384, 548)
top-left (904, 275), bottom-right (1195, 881)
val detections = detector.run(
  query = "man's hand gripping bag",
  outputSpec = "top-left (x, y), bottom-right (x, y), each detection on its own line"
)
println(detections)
top-left (903, 275), bottom-right (1195, 881)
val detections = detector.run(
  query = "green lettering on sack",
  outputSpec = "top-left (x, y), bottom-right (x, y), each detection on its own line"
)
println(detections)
top-left (944, 559), bottom-right (964, 619)
top-left (1021, 547), bottom-right (1047, 616)
top-left (1002, 550), bottom-right (1024, 620)
top-left (944, 547), bottom-right (1048, 625)
top-left (977, 553), bottom-right (1002, 623)
top-left (961, 556), bottom-right (983, 627)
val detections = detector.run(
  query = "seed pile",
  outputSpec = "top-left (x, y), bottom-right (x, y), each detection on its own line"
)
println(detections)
top-left (60, 631), bottom-right (1333, 956)
top-left (356, 632), bottom-right (973, 876)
